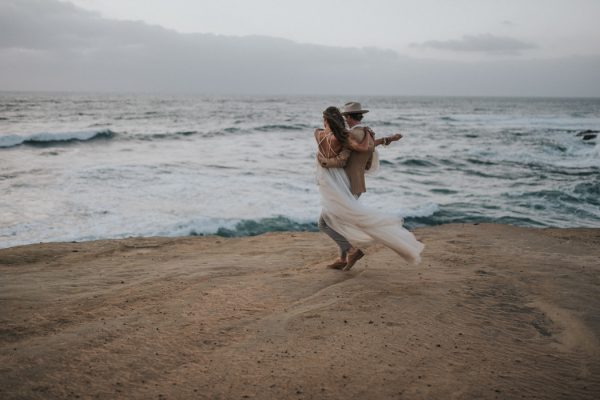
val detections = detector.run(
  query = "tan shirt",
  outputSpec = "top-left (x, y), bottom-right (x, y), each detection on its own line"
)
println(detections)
top-left (320, 126), bottom-right (374, 195)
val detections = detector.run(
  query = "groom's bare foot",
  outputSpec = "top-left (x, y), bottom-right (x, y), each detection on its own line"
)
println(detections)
top-left (326, 258), bottom-right (347, 270)
top-left (343, 249), bottom-right (364, 271)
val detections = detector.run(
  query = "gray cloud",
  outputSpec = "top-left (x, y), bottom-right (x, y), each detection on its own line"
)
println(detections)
top-left (414, 34), bottom-right (536, 54)
top-left (0, 0), bottom-right (598, 97)
top-left (0, 0), bottom-right (180, 51)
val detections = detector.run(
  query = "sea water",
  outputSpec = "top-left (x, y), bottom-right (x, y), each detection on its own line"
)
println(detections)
top-left (1, 93), bottom-right (599, 248)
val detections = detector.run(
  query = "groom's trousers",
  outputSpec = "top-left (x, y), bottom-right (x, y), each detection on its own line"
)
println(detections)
top-left (318, 193), bottom-right (361, 258)
top-left (318, 214), bottom-right (352, 259)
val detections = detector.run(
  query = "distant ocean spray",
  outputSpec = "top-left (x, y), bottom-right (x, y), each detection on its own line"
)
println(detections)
top-left (1, 93), bottom-right (599, 248)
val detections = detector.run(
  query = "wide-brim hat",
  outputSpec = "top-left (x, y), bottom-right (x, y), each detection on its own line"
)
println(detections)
top-left (342, 101), bottom-right (369, 115)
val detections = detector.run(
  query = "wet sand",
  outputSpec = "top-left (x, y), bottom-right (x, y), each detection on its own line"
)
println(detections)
top-left (1, 224), bottom-right (599, 399)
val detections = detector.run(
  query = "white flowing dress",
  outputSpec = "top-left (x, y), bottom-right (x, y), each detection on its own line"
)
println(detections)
top-left (316, 135), bottom-right (424, 265)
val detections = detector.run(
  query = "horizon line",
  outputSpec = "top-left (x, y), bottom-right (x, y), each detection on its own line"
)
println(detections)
top-left (1, 90), bottom-right (599, 100)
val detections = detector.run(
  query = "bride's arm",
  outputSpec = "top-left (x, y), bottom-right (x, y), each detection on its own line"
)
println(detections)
top-left (317, 147), bottom-right (351, 168)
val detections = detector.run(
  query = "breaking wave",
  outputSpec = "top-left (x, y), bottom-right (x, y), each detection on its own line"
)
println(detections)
top-left (0, 129), bottom-right (115, 148)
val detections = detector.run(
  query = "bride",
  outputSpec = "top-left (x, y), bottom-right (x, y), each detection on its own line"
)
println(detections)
top-left (315, 106), bottom-right (424, 267)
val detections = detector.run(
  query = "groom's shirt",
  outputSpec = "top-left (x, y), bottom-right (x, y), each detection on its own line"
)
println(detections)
top-left (319, 125), bottom-right (374, 195)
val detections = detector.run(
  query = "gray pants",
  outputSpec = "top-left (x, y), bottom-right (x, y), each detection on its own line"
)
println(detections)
top-left (318, 214), bottom-right (352, 259)
top-left (319, 193), bottom-right (361, 259)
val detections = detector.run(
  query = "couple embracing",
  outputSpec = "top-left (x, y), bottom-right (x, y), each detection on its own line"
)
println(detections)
top-left (314, 102), bottom-right (424, 271)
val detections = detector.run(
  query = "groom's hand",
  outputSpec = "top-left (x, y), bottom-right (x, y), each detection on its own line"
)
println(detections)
top-left (390, 133), bottom-right (402, 141)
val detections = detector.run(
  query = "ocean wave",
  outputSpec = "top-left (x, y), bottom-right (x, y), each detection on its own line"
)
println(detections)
top-left (138, 129), bottom-right (244, 141)
top-left (146, 131), bottom-right (199, 140)
top-left (430, 188), bottom-right (459, 194)
top-left (195, 208), bottom-right (440, 238)
top-left (405, 208), bottom-right (546, 228)
top-left (137, 216), bottom-right (317, 240)
top-left (439, 116), bottom-right (459, 122)
top-left (0, 129), bottom-right (115, 148)
top-left (525, 164), bottom-right (599, 177)
top-left (463, 169), bottom-right (509, 179)
top-left (574, 181), bottom-right (600, 206)
top-left (184, 205), bottom-right (439, 239)
top-left (401, 202), bottom-right (439, 218)
top-left (371, 120), bottom-right (401, 127)
top-left (507, 187), bottom-right (600, 207)
top-left (466, 158), bottom-right (497, 166)
top-left (397, 158), bottom-right (437, 167)
top-left (539, 139), bottom-right (568, 153)
top-left (506, 189), bottom-right (580, 203)
top-left (254, 124), bottom-right (309, 132)
top-left (212, 216), bottom-right (317, 237)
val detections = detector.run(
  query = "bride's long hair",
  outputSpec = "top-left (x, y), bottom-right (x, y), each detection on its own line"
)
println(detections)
top-left (323, 106), bottom-right (348, 145)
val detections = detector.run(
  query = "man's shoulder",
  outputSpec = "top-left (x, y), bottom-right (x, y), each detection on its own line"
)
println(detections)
top-left (349, 125), bottom-right (367, 140)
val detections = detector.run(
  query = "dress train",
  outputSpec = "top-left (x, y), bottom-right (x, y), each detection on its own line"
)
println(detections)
top-left (317, 162), bottom-right (424, 265)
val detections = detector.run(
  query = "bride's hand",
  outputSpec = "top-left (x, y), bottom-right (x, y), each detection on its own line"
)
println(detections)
top-left (317, 153), bottom-right (327, 166)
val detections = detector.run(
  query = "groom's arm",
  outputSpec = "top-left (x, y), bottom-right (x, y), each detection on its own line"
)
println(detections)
top-left (346, 127), bottom-right (371, 152)
top-left (370, 129), bottom-right (403, 147)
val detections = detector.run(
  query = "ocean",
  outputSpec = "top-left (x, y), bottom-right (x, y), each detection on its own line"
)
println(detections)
top-left (1, 92), bottom-right (599, 249)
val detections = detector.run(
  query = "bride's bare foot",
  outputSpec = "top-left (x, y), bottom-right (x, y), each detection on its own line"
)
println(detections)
top-left (326, 258), bottom-right (347, 270)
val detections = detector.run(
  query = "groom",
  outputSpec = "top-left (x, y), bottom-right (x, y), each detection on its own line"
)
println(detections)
top-left (317, 101), bottom-right (403, 271)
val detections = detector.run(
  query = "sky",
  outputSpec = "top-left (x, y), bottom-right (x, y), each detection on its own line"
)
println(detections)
top-left (69, 0), bottom-right (600, 61)
top-left (1, 0), bottom-right (599, 96)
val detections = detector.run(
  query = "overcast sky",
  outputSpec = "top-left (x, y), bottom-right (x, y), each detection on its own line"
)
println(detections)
top-left (69, 0), bottom-right (600, 61)
top-left (1, 0), bottom-right (599, 96)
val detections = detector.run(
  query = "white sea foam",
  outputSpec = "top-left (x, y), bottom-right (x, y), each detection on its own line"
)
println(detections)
top-left (401, 202), bottom-right (439, 218)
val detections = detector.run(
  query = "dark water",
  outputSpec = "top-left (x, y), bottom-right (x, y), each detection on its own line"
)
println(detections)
top-left (1, 93), bottom-right (599, 248)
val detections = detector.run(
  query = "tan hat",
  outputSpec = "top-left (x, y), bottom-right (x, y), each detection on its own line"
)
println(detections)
top-left (342, 101), bottom-right (369, 115)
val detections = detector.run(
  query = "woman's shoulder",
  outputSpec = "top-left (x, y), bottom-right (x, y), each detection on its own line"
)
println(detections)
top-left (314, 128), bottom-right (330, 141)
